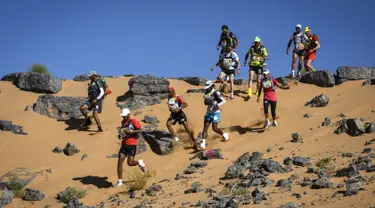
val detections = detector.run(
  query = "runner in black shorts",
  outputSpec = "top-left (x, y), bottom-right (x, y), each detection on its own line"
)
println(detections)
top-left (166, 86), bottom-right (197, 149)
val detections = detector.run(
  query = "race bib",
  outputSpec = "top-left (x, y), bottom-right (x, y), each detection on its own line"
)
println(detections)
top-left (296, 43), bottom-right (305, 50)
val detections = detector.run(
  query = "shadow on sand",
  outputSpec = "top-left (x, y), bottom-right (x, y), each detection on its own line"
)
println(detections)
top-left (72, 176), bottom-right (113, 188)
top-left (63, 118), bottom-right (86, 130)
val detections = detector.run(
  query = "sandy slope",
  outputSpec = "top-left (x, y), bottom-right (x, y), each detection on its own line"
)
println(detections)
top-left (0, 77), bottom-right (374, 208)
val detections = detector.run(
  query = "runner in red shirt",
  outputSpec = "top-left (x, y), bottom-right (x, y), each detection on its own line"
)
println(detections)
top-left (114, 108), bottom-right (146, 187)
top-left (257, 69), bottom-right (290, 128)
top-left (304, 26), bottom-right (321, 73)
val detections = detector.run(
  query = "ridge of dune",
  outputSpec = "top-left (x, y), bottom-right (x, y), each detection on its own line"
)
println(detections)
top-left (0, 77), bottom-right (375, 208)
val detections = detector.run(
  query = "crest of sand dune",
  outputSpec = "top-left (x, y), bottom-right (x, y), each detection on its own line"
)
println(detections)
top-left (0, 77), bottom-right (375, 208)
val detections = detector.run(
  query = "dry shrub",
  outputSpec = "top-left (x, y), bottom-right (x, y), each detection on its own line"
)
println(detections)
top-left (125, 169), bottom-right (156, 191)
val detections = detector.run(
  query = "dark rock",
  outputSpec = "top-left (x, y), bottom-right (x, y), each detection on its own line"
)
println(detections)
top-left (339, 113), bottom-right (347, 118)
top-left (191, 161), bottom-right (208, 168)
top-left (303, 113), bottom-right (313, 118)
top-left (366, 165), bottom-right (375, 172)
top-left (276, 76), bottom-right (291, 86)
top-left (336, 165), bottom-right (359, 178)
top-left (341, 152), bottom-right (355, 158)
top-left (307, 165), bottom-right (315, 173)
top-left (191, 149), bottom-right (223, 160)
top-left (346, 119), bottom-right (365, 136)
top-left (336, 78), bottom-right (348, 85)
top-left (14, 72), bottom-right (62, 94)
top-left (66, 198), bottom-right (87, 208)
top-left (143, 115), bottom-right (159, 125)
top-left (317, 168), bottom-right (331, 178)
top-left (33, 95), bottom-right (87, 120)
top-left (124, 74), bottom-right (135, 77)
top-left (291, 132), bottom-right (303, 143)
top-left (336, 184), bottom-right (345, 189)
top-left (300, 70), bottom-right (335, 87)
top-left (293, 157), bottom-right (311, 167)
top-left (186, 89), bottom-right (205, 93)
top-left (262, 159), bottom-right (287, 173)
top-left (234, 79), bottom-right (248, 85)
top-left (175, 173), bottom-right (185, 180)
top-left (0, 120), bottom-right (27, 135)
top-left (1, 168), bottom-right (37, 191)
top-left (267, 148), bottom-right (272, 153)
top-left (366, 122), bottom-right (375, 133)
top-left (134, 111), bottom-right (142, 116)
top-left (179, 77), bottom-right (207, 86)
top-left (249, 152), bottom-right (264, 162)
top-left (252, 187), bottom-right (267, 204)
top-left (279, 146), bottom-right (285, 150)
top-left (297, 177), bottom-right (313, 187)
top-left (362, 79), bottom-right (371, 86)
top-left (311, 177), bottom-right (333, 189)
top-left (52, 147), bottom-right (63, 153)
top-left (144, 124), bottom-right (158, 131)
top-left (350, 156), bottom-right (372, 171)
top-left (362, 148), bottom-right (372, 154)
top-left (106, 154), bottom-right (118, 159)
top-left (196, 200), bottom-right (207, 207)
top-left (365, 138), bottom-right (375, 146)
top-left (142, 131), bottom-right (173, 155)
top-left (81, 154), bottom-right (88, 161)
top-left (63, 142), bottom-right (80, 156)
top-left (225, 164), bottom-right (245, 179)
top-left (146, 184), bottom-right (162, 196)
top-left (184, 166), bottom-right (197, 174)
top-left (283, 157), bottom-right (294, 166)
top-left (73, 75), bottom-right (90, 82)
top-left (336, 66), bottom-right (375, 81)
top-left (277, 179), bottom-right (293, 189)
top-left (0, 188), bottom-right (14, 205)
top-left (305, 94), bottom-right (329, 107)
top-left (281, 202), bottom-right (298, 208)
top-left (184, 182), bottom-right (202, 194)
top-left (292, 193), bottom-right (301, 199)
top-left (23, 188), bottom-right (45, 201)
top-left (1, 72), bottom-right (21, 82)
top-left (116, 75), bottom-right (170, 110)
top-left (344, 175), bottom-right (365, 196)
top-left (334, 119), bottom-right (348, 135)
top-left (24, 104), bottom-right (35, 111)
top-left (322, 118), bottom-right (331, 126)
top-left (135, 134), bottom-right (147, 154)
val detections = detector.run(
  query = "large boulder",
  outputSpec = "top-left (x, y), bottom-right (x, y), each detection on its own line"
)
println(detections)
top-left (1, 72), bottom-right (21, 82)
top-left (276, 77), bottom-right (292, 86)
top-left (305, 94), bottom-right (329, 107)
top-left (142, 131), bottom-right (173, 155)
top-left (300, 70), bottom-right (335, 87)
top-left (116, 75), bottom-right (169, 110)
top-left (33, 95), bottom-right (87, 120)
top-left (179, 77), bottom-right (207, 86)
top-left (336, 66), bottom-right (375, 84)
top-left (14, 72), bottom-right (62, 94)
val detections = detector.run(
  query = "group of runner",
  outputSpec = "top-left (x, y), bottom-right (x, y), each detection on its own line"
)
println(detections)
top-left (80, 24), bottom-right (321, 187)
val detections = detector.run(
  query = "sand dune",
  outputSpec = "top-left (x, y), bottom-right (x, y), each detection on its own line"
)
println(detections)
top-left (0, 77), bottom-right (374, 208)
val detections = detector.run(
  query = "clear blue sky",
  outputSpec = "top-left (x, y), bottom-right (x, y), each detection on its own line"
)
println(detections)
top-left (1, 0), bottom-right (374, 80)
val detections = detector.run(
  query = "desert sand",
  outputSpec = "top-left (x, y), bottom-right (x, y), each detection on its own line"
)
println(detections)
top-left (0, 76), bottom-right (375, 208)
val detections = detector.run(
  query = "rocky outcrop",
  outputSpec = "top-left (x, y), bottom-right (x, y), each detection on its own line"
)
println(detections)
top-left (335, 119), bottom-right (366, 136)
top-left (179, 77), bottom-right (207, 86)
top-left (73, 75), bottom-right (90, 82)
top-left (0, 120), bottom-right (27, 135)
top-left (142, 131), bottom-right (173, 155)
top-left (0, 188), bottom-right (14, 206)
top-left (300, 70), bottom-right (335, 87)
top-left (13, 72), bottom-right (62, 94)
top-left (23, 188), bottom-right (45, 201)
top-left (276, 77), bottom-right (292, 86)
top-left (336, 66), bottom-right (375, 85)
top-left (1, 73), bottom-right (21, 82)
top-left (116, 75), bottom-right (169, 110)
top-left (33, 95), bottom-right (87, 120)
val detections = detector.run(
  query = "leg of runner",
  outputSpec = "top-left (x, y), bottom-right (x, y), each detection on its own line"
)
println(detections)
top-left (263, 99), bottom-right (271, 128)
top-left (297, 54), bottom-right (304, 77)
top-left (92, 108), bottom-right (103, 132)
top-left (218, 72), bottom-right (226, 84)
top-left (166, 119), bottom-right (177, 141)
top-left (115, 152), bottom-right (126, 187)
top-left (182, 121), bottom-right (197, 149)
top-left (256, 70), bottom-right (262, 95)
top-left (248, 70), bottom-right (255, 97)
top-left (291, 52), bottom-right (298, 78)
top-left (201, 121), bottom-right (211, 149)
top-left (229, 74), bottom-right (234, 99)
top-left (271, 101), bottom-right (278, 127)
top-left (305, 59), bottom-right (315, 73)
top-left (80, 104), bottom-right (89, 120)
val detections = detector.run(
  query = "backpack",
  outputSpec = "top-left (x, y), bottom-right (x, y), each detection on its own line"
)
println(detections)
top-left (308, 34), bottom-right (320, 49)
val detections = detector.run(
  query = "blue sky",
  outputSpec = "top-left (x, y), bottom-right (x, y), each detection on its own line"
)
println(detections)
top-left (1, 0), bottom-right (374, 80)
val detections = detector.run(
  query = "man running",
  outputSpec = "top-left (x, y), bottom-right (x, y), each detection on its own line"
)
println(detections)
top-left (244, 36), bottom-right (268, 99)
top-left (79, 71), bottom-right (104, 132)
top-left (217, 25), bottom-right (240, 59)
top-left (257, 69), bottom-right (290, 128)
top-left (286, 24), bottom-right (308, 78)
top-left (304, 26), bottom-right (320, 73)
top-left (210, 46), bottom-right (241, 99)
top-left (166, 85), bottom-right (197, 148)
top-left (115, 108), bottom-right (146, 187)
top-left (199, 80), bottom-right (229, 150)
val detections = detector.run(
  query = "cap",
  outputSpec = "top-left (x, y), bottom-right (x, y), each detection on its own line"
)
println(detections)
top-left (296, 24), bottom-right (302, 28)
top-left (304, 26), bottom-right (311, 32)
top-left (120, 108), bottom-right (130, 116)
top-left (263, 69), bottom-right (270, 74)
top-left (204, 80), bottom-right (214, 89)
top-left (168, 85), bottom-right (174, 91)
top-left (88, 70), bottom-right (98, 77)
top-left (254, 36), bottom-right (261, 42)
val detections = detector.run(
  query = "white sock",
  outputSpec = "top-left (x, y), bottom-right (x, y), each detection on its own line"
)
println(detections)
top-left (118, 179), bottom-right (122, 183)
top-left (292, 70), bottom-right (295, 77)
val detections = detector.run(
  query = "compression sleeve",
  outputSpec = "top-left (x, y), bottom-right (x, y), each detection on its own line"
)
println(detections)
top-left (215, 91), bottom-right (226, 107)
top-left (96, 87), bottom-right (104, 100)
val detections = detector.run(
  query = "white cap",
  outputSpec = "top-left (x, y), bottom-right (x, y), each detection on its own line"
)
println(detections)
top-left (88, 70), bottom-right (98, 77)
top-left (296, 24), bottom-right (302, 28)
top-left (204, 80), bottom-right (214, 89)
top-left (120, 108), bottom-right (130, 116)
top-left (263, 69), bottom-right (270, 74)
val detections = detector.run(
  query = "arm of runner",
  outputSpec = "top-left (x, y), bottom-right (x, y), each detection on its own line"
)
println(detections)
top-left (312, 36), bottom-right (320, 51)
top-left (257, 84), bottom-right (263, 103)
top-left (211, 59), bottom-right (221, 71)
top-left (274, 79), bottom-right (290, 89)
top-left (263, 47), bottom-right (268, 61)
top-left (232, 33), bottom-right (240, 50)
top-left (244, 48), bottom-right (251, 66)
top-left (130, 119), bottom-right (143, 134)
top-left (216, 91), bottom-right (226, 107)
top-left (178, 96), bottom-right (188, 109)
top-left (286, 35), bottom-right (293, 54)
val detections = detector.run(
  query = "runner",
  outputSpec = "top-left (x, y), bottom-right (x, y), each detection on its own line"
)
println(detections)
top-left (79, 71), bottom-right (105, 132)
top-left (286, 24), bottom-right (308, 78)
top-left (199, 80), bottom-right (229, 150)
top-left (304, 26), bottom-right (321, 73)
top-left (166, 85), bottom-right (197, 149)
top-left (244, 36), bottom-right (268, 99)
top-left (115, 108), bottom-right (146, 187)
top-left (210, 46), bottom-right (241, 99)
top-left (216, 25), bottom-right (240, 59)
top-left (256, 69), bottom-right (290, 128)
